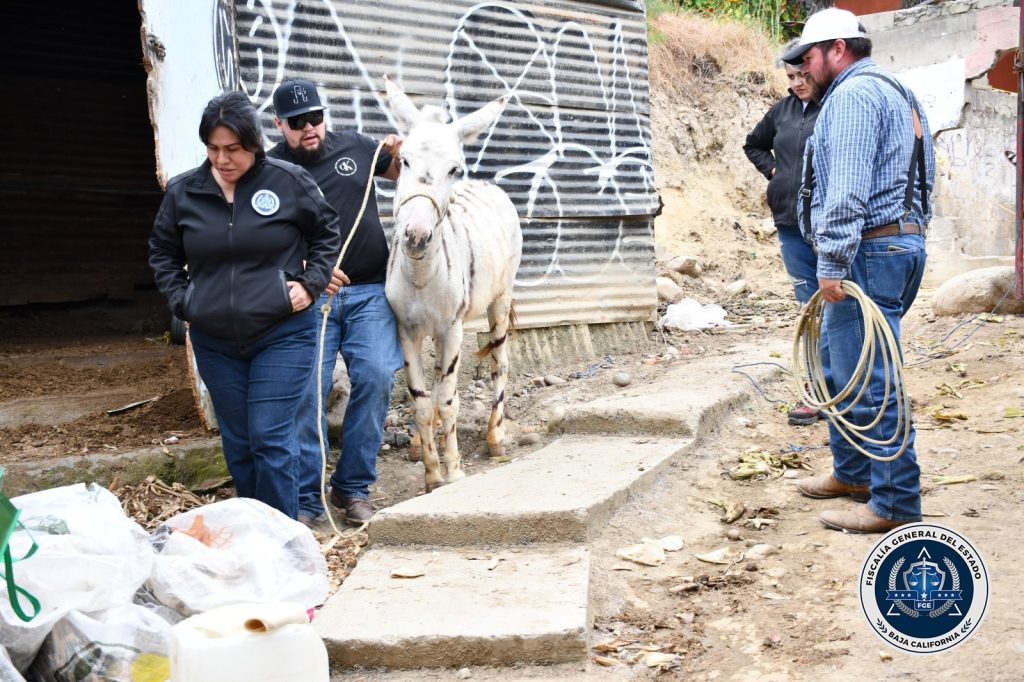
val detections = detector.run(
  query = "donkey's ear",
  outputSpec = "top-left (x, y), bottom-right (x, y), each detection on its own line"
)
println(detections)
top-left (453, 96), bottom-right (507, 143)
top-left (383, 75), bottom-right (419, 134)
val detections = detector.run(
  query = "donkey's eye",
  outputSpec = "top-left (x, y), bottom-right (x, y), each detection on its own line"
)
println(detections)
top-left (449, 166), bottom-right (464, 178)
top-left (401, 157), bottom-right (410, 168)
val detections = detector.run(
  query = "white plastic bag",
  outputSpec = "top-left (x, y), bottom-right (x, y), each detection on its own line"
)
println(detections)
top-left (0, 483), bottom-right (153, 673)
top-left (657, 298), bottom-right (734, 331)
top-left (0, 645), bottom-right (27, 682)
top-left (147, 498), bottom-right (328, 617)
top-left (29, 604), bottom-right (172, 682)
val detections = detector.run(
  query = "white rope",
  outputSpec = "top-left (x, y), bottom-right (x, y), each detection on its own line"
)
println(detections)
top-left (314, 140), bottom-right (387, 536)
top-left (792, 280), bottom-right (911, 462)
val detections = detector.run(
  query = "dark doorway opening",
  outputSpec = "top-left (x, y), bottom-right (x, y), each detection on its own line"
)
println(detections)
top-left (0, 0), bottom-right (164, 337)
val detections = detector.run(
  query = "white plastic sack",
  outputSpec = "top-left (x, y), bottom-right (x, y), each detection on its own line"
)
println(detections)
top-left (0, 483), bottom-right (153, 673)
top-left (147, 498), bottom-right (328, 617)
top-left (657, 298), bottom-right (734, 331)
top-left (0, 645), bottom-right (27, 682)
top-left (29, 604), bottom-right (172, 682)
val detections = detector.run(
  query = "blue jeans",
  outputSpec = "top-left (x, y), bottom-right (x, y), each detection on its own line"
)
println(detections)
top-left (776, 224), bottom-right (818, 305)
top-left (296, 283), bottom-right (403, 517)
top-left (189, 308), bottom-right (316, 519)
top-left (778, 224), bottom-right (832, 401)
top-left (824, 233), bottom-right (926, 521)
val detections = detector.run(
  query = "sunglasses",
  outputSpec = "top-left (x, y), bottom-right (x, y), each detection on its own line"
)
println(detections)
top-left (286, 110), bottom-right (324, 130)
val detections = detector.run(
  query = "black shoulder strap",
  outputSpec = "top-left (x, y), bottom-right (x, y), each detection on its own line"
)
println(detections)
top-left (850, 72), bottom-right (929, 217)
top-left (801, 144), bottom-right (814, 236)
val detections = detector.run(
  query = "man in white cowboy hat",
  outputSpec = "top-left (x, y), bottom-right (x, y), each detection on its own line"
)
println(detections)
top-left (783, 8), bottom-right (935, 533)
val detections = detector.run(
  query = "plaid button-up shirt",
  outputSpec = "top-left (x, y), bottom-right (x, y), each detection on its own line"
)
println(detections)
top-left (800, 58), bottom-right (935, 280)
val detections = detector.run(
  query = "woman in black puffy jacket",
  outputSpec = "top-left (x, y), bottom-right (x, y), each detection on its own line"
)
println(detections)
top-left (743, 49), bottom-right (822, 426)
top-left (149, 91), bottom-right (341, 518)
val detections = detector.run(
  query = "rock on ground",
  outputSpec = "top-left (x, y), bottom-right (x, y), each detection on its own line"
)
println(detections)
top-left (931, 266), bottom-right (1024, 316)
top-left (667, 255), bottom-right (703, 277)
top-left (656, 276), bottom-right (684, 303)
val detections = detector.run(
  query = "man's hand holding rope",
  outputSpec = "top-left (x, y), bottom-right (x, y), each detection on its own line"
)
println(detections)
top-left (818, 277), bottom-right (846, 303)
top-left (325, 268), bottom-right (350, 296)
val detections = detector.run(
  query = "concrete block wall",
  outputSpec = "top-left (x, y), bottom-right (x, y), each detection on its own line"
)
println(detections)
top-left (861, 0), bottom-right (1018, 286)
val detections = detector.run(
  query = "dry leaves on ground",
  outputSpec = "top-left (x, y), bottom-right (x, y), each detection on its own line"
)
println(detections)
top-left (111, 475), bottom-right (223, 530)
top-left (729, 446), bottom-right (811, 480)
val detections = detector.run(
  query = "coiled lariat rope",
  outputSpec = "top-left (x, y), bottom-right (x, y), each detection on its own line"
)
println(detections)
top-left (314, 140), bottom-right (387, 536)
top-left (792, 280), bottom-right (911, 463)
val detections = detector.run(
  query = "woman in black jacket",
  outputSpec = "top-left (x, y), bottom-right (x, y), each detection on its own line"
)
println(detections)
top-left (149, 91), bottom-right (341, 518)
top-left (743, 52), bottom-right (823, 426)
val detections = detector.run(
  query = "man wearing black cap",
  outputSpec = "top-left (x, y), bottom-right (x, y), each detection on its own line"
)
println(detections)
top-left (783, 9), bottom-right (934, 533)
top-left (267, 78), bottom-right (403, 527)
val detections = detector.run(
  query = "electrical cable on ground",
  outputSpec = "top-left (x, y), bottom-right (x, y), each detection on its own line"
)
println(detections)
top-left (732, 281), bottom-right (1014, 463)
top-left (730, 362), bottom-right (792, 404)
top-left (905, 284), bottom-right (1014, 367)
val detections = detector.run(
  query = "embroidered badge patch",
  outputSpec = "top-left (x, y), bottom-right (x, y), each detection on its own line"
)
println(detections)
top-left (251, 189), bottom-right (280, 216)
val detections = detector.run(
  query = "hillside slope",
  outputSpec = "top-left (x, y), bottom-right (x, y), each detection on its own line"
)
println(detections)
top-left (648, 12), bottom-right (794, 306)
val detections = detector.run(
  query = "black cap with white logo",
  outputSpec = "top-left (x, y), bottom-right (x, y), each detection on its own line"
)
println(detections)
top-left (273, 79), bottom-right (327, 119)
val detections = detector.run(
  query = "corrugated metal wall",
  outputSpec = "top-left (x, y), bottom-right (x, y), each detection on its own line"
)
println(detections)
top-left (221, 0), bottom-right (658, 328)
top-left (0, 1), bottom-right (162, 306)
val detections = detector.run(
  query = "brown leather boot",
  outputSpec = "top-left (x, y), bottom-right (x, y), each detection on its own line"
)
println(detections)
top-left (297, 514), bottom-right (322, 530)
top-left (330, 489), bottom-right (374, 525)
top-left (796, 474), bottom-right (870, 502)
top-left (819, 506), bottom-right (913, 534)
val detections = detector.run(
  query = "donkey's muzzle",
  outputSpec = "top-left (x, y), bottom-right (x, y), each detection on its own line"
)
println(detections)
top-left (403, 230), bottom-right (432, 256)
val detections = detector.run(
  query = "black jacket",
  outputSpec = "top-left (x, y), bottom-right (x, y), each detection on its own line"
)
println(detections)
top-left (149, 156), bottom-right (341, 345)
top-left (268, 131), bottom-right (393, 285)
top-left (743, 93), bottom-right (820, 227)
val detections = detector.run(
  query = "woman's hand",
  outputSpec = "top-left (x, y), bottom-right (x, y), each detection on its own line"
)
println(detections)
top-left (287, 281), bottom-right (313, 312)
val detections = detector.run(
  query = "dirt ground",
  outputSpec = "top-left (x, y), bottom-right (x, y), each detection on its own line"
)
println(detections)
top-left (3, 273), bottom-right (1021, 681)
top-left (2, 10), bottom-right (1021, 679)
top-left (322, 297), bottom-right (1023, 682)
top-left (578, 296), bottom-right (1024, 680)
top-left (0, 298), bottom-right (208, 463)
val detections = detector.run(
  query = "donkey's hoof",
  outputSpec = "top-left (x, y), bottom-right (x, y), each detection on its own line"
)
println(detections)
top-left (446, 469), bottom-right (466, 484)
top-left (406, 445), bottom-right (423, 462)
top-left (487, 443), bottom-right (506, 458)
top-left (424, 480), bottom-right (445, 494)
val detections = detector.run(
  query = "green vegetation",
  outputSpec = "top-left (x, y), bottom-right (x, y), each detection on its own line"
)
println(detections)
top-left (646, 0), bottom-right (678, 44)
top-left (646, 0), bottom-right (806, 42)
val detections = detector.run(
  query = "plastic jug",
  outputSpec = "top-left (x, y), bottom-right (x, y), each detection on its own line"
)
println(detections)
top-left (170, 602), bottom-right (328, 682)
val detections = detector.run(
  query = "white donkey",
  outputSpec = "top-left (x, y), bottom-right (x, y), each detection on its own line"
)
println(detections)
top-left (383, 75), bottom-right (523, 492)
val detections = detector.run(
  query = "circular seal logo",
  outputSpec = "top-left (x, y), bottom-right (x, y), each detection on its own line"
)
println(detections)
top-left (250, 189), bottom-right (280, 216)
top-left (334, 157), bottom-right (357, 176)
top-left (860, 522), bottom-right (988, 654)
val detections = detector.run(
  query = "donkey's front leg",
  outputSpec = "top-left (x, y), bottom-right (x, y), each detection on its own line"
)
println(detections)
top-left (434, 323), bottom-right (465, 483)
top-left (484, 294), bottom-right (513, 457)
top-left (399, 331), bottom-right (444, 492)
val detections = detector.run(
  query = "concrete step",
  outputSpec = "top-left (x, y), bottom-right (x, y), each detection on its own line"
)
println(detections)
top-left (369, 435), bottom-right (690, 546)
top-left (556, 341), bottom-right (788, 437)
top-left (320, 342), bottom-right (787, 670)
top-left (316, 545), bottom-right (590, 668)
top-left (0, 438), bottom-right (226, 497)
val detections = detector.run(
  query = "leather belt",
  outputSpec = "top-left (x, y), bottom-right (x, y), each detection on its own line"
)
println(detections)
top-left (862, 223), bottom-right (923, 239)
